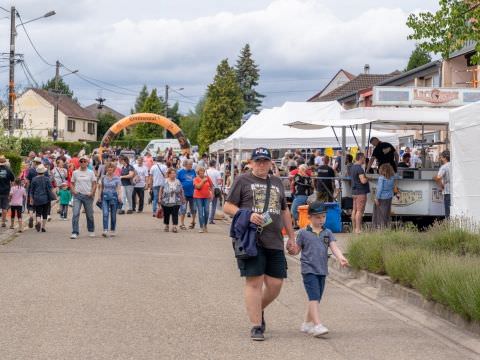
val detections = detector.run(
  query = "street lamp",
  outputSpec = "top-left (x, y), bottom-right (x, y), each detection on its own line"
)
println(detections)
top-left (16, 10), bottom-right (56, 27)
top-left (7, 7), bottom-right (55, 136)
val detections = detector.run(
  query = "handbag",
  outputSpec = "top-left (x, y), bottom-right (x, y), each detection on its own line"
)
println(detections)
top-left (233, 176), bottom-right (271, 259)
top-left (156, 207), bottom-right (164, 219)
top-left (45, 178), bottom-right (57, 201)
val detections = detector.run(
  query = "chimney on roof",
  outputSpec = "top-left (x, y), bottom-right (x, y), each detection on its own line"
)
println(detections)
top-left (364, 64), bottom-right (370, 74)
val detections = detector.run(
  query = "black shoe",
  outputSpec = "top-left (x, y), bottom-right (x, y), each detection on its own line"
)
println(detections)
top-left (261, 311), bottom-right (266, 332)
top-left (35, 222), bottom-right (41, 232)
top-left (28, 217), bottom-right (34, 228)
top-left (250, 326), bottom-right (265, 341)
top-left (127, 210), bottom-right (133, 214)
top-left (209, 221), bottom-right (215, 225)
top-left (118, 210), bottom-right (125, 215)
top-left (41, 228), bottom-right (46, 232)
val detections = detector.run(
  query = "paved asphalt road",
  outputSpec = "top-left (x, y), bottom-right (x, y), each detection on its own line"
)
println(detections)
top-left (0, 207), bottom-right (476, 360)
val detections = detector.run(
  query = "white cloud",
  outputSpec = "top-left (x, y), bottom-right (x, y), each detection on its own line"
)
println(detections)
top-left (0, 0), bottom-right (436, 113)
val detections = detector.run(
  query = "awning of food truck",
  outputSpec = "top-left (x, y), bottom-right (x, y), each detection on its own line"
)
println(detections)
top-left (285, 106), bottom-right (451, 131)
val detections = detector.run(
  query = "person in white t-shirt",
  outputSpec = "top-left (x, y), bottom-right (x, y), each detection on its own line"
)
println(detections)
top-left (434, 151), bottom-right (451, 218)
top-left (206, 159), bottom-right (223, 224)
top-left (149, 156), bottom-right (168, 217)
top-left (132, 157), bottom-right (149, 213)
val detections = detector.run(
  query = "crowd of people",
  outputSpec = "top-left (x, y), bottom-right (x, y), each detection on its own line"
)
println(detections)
top-left (0, 139), bottom-right (452, 343)
top-left (0, 146), bottom-right (225, 238)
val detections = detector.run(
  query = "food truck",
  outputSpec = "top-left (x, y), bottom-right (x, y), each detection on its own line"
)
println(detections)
top-left (286, 86), bottom-right (480, 221)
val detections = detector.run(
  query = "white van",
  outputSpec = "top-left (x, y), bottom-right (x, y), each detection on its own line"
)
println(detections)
top-left (141, 139), bottom-right (182, 156)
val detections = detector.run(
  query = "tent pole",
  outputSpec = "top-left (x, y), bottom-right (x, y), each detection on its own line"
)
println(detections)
top-left (361, 124), bottom-right (366, 151)
top-left (331, 126), bottom-right (341, 147)
top-left (349, 126), bottom-right (360, 149)
top-left (367, 122), bottom-right (372, 156)
top-left (341, 126), bottom-right (347, 177)
top-left (231, 149), bottom-right (235, 185)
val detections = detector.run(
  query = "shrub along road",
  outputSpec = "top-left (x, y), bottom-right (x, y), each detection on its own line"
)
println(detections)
top-left (0, 210), bottom-right (478, 359)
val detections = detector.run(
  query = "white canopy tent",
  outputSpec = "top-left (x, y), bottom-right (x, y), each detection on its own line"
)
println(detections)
top-left (209, 102), bottom-right (398, 153)
top-left (450, 102), bottom-right (480, 220)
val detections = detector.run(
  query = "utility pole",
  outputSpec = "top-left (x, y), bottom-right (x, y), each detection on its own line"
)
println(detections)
top-left (164, 84), bottom-right (169, 138)
top-left (8, 6), bottom-right (16, 136)
top-left (53, 60), bottom-right (60, 140)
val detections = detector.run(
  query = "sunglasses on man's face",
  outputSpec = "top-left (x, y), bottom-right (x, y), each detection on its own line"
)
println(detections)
top-left (80, 160), bottom-right (87, 163)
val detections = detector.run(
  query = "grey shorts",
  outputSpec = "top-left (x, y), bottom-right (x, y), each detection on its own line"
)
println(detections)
top-left (0, 195), bottom-right (9, 210)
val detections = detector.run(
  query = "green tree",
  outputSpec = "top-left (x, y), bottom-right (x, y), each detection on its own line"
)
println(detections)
top-left (406, 45), bottom-right (432, 71)
top-left (407, 1), bottom-right (480, 64)
top-left (96, 112), bottom-right (117, 141)
top-left (198, 59), bottom-right (245, 153)
top-left (235, 44), bottom-right (264, 114)
top-left (165, 102), bottom-right (182, 139)
top-left (131, 85), bottom-right (149, 114)
top-left (180, 97), bottom-right (205, 145)
top-left (42, 77), bottom-right (77, 102)
top-left (134, 88), bottom-right (166, 139)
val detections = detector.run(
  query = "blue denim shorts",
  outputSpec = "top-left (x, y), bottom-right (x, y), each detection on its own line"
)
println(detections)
top-left (179, 196), bottom-right (195, 215)
top-left (302, 273), bottom-right (326, 301)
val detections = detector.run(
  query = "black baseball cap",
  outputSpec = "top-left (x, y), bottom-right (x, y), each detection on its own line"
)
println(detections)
top-left (308, 201), bottom-right (328, 215)
top-left (251, 147), bottom-right (272, 161)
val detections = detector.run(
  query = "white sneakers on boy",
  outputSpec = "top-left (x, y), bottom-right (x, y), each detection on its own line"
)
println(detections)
top-left (300, 322), bottom-right (314, 333)
top-left (309, 324), bottom-right (329, 337)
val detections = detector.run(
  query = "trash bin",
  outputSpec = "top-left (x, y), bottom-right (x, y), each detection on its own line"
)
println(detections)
top-left (324, 202), bottom-right (342, 233)
top-left (298, 205), bottom-right (310, 229)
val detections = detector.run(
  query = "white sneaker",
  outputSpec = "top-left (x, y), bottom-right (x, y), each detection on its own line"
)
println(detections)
top-left (109, 231), bottom-right (116, 237)
top-left (300, 322), bottom-right (314, 333)
top-left (102, 231), bottom-right (108, 238)
top-left (88, 232), bottom-right (96, 238)
top-left (70, 233), bottom-right (78, 239)
top-left (310, 324), bottom-right (329, 337)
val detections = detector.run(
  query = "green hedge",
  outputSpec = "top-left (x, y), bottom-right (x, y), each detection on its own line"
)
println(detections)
top-left (20, 137), bottom-right (42, 156)
top-left (4, 152), bottom-right (22, 177)
top-left (347, 222), bottom-right (480, 321)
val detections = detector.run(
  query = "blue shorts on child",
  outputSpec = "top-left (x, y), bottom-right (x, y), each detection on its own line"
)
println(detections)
top-left (302, 273), bottom-right (326, 301)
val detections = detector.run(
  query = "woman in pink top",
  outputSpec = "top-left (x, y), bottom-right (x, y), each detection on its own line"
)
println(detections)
top-left (9, 178), bottom-right (27, 231)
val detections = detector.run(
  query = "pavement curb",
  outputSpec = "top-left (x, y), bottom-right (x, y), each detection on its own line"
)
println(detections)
top-left (327, 257), bottom-right (480, 337)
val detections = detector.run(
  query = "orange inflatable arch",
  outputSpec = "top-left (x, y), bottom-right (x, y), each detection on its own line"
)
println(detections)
top-left (98, 113), bottom-right (190, 157)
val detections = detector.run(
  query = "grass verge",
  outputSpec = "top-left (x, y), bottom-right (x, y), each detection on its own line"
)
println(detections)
top-left (347, 221), bottom-right (480, 322)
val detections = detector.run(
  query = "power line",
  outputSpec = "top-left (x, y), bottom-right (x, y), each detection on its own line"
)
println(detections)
top-left (78, 74), bottom-right (139, 94)
top-left (16, 12), bottom-right (56, 67)
top-left (60, 63), bottom-right (137, 97)
top-left (21, 60), bottom-right (39, 87)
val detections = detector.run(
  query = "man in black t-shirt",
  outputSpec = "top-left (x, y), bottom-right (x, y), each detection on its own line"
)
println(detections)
top-left (315, 156), bottom-right (335, 202)
top-left (367, 137), bottom-right (399, 173)
top-left (224, 147), bottom-right (296, 341)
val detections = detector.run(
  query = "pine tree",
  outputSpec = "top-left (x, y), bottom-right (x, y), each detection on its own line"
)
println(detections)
top-left (180, 97), bottom-right (205, 146)
top-left (235, 44), bottom-right (264, 114)
top-left (198, 59), bottom-right (245, 153)
top-left (134, 88), bottom-right (166, 139)
top-left (131, 85), bottom-right (149, 114)
top-left (42, 77), bottom-right (78, 102)
top-left (406, 45), bottom-right (432, 71)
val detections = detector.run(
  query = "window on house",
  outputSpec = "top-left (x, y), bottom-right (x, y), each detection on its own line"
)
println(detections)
top-left (67, 119), bottom-right (76, 132)
top-left (83, 121), bottom-right (86, 132)
top-left (87, 122), bottom-right (95, 135)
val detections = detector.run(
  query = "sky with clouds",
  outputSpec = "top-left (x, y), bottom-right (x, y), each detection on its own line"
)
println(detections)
top-left (0, 0), bottom-right (439, 115)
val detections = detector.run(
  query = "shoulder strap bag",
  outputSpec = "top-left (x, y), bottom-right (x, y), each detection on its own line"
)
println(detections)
top-left (233, 176), bottom-right (271, 260)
